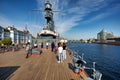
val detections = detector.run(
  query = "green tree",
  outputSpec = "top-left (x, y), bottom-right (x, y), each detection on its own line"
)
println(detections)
top-left (1, 38), bottom-right (12, 45)
top-left (0, 40), bottom-right (2, 45)
top-left (32, 36), bottom-right (36, 39)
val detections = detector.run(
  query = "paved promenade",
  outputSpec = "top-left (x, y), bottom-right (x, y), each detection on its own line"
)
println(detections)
top-left (0, 48), bottom-right (88, 80)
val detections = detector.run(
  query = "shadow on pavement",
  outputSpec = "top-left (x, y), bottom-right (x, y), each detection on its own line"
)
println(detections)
top-left (0, 66), bottom-right (20, 80)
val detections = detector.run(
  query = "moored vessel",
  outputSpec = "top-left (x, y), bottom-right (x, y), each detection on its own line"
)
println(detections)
top-left (34, 0), bottom-right (102, 79)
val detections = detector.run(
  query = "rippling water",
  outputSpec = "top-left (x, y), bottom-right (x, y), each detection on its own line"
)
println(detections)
top-left (67, 42), bottom-right (120, 80)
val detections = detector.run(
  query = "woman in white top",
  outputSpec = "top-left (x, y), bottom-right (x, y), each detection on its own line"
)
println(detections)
top-left (57, 43), bottom-right (63, 63)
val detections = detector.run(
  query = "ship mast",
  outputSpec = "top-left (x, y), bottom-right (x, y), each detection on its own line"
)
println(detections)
top-left (35, 0), bottom-right (59, 39)
top-left (44, 0), bottom-right (55, 31)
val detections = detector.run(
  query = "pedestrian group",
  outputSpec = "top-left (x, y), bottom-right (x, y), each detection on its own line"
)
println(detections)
top-left (57, 42), bottom-right (67, 63)
top-left (25, 41), bottom-right (67, 63)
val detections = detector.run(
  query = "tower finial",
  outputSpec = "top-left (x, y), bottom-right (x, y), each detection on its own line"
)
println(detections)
top-left (46, 0), bottom-right (49, 2)
top-left (25, 24), bottom-right (28, 30)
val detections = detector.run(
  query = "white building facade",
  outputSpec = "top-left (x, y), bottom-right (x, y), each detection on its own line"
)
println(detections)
top-left (0, 26), bottom-right (10, 40)
top-left (0, 26), bottom-right (32, 44)
top-left (0, 26), bottom-right (4, 40)
top-left (97, 29), bottom-right (114, 42)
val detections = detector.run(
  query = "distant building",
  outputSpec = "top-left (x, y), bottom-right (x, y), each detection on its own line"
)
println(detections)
top-left (4, 28), bottom-right (10, 39)
top-left (97, 29), bottom-right (114, 42)
top-left (0, 26), bottom-right (10, 40)
top-left (0, 26), bottom-right (4, 40)
top-left (0, 25), bottom-right (32, 44)
top-left (7, 26), bottom-right (32, 44)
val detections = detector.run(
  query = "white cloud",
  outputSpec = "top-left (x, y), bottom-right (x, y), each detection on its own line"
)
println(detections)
top-left (0, 0), bottom-right (119, 39)
top-left (83, 13), bottom-right (110, 23)
top-left (54, 0), bottom-right (107, 34)
top-left (82, 3), bottom-right (120, 23)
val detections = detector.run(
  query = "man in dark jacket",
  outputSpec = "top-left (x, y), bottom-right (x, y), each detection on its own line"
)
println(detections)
top-left (51, 42), bottom-right (55, 52)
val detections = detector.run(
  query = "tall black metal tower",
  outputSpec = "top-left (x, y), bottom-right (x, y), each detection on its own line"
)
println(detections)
top-left (37, 0), bottom-right (59, 39)
top-left (44, 0), bottom-right (55, 31)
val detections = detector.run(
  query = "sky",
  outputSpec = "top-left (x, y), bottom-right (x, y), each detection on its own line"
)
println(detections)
top-left (0, 0), bottom-right (120, 40)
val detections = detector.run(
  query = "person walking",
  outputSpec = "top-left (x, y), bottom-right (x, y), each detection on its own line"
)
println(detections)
top-left (54, 42), bottom-right (58, 54)
top-left (62, 43), bottom-right (67, 60)
top-left (34, 43), bottom-right (38, 48)
top-left (57, 43), bottom-right (63, 63)
top-left (1, 44), bottom-right (5, 53)
top-left (12, 43), bottom-right (15, 52)
top-left (46, 42), bottom-right (49, 49)
top-left (25, 42), bottom-right (32, 58)
top-left (41, 42), bottom-right (43, 48)
top-left (51, 42), bottom-right (55, 52)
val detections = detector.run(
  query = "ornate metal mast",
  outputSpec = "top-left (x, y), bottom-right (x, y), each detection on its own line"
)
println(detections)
top-left (35, 0), bottom-right (59, 39)
top-left (44, 0), bottom-right (55, 31)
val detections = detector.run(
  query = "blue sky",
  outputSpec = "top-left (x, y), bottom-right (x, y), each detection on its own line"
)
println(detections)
top-left (0, 0), bottom-right (120, 39)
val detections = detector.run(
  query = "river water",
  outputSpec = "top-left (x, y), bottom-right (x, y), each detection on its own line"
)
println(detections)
top-left (67, 42), bottom-right (120, 80)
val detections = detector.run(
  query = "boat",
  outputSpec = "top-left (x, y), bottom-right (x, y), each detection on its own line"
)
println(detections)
top-left (35, 0), bottom-right (102, 80)
top-left (0, 1), bottom-right (102, 80)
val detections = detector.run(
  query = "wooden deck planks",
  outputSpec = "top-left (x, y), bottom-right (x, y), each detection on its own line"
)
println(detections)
top-left (0, 48), bottom-right (88, 80)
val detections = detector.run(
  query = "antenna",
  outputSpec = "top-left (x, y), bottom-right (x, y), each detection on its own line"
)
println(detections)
top-left (25, 23), bottom-right (28, 30)
top-left (46, 0), bottom-right (49, 2)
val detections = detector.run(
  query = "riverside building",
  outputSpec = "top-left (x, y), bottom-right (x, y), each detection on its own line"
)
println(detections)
top-left (0, 25), bottom-right (32, 44)
top-left (0, 26), bottom-right (10, 40)
top-left (97, 29), bottom-right (114, 42)
top-left (0, 26), bottom-right (4, 40)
